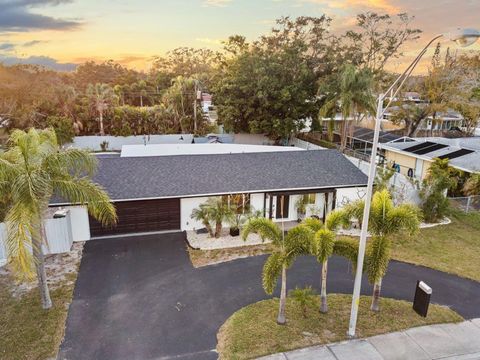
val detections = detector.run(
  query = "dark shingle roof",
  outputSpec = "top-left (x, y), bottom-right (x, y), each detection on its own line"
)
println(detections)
top-left (52, 150), bottom-right (367, 203)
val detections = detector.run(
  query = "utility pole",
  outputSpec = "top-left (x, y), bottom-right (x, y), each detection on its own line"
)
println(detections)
top-left (193, 81), bottom-right (198, 133)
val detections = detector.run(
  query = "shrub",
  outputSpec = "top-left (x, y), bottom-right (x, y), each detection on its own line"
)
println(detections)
top-left (289, 286), bottom-right (316, 318)
top-left (420, 158), bottom-right (457, 223)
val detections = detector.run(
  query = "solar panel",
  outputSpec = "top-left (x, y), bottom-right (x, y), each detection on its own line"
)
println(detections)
top-left (413, 143), bottom-right (448, 155)
top-left (403, 141), bottom-right (436, 153)
top-left (437, 149), bottom-right (475, 160)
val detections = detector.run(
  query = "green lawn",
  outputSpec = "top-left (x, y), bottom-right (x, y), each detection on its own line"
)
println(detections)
top-left (0, 276), bottom-right (76, 360)
top-left (217, 294), bottom-right (462, 360)
top-left (390, 209), bottom-right (480, 282)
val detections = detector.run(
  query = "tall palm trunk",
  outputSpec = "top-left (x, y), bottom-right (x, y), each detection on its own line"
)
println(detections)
top-left (99, 111), bottom-right (105, 136)
top-left (320, 260), bottom-right (328, 313)
top-left (371, 277), bottom-right (382, 312)
top-left (277, 265), bottom-right (287, 324)
top-left (32, 231), bottom-right (52, 309)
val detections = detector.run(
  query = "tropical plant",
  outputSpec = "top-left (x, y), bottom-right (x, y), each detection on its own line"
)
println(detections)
top-left (86, 83), bottom-right (117, 136)
top-left (318, 64), bottom-right (375, 150)
top-left (289, 286), bottom-right (316, 318)
top-left (302, 210), bottom-right (349, 313)
top-left (375, 166), bottom-right (395, 192)
top-left (242, 218), bottom-right (313, 324)
top-left (420, 158), bottom-right (457, 223)
top-left (463, 174), bottom-right (480, 196)
top-left (191, 198), bottom-right (233, 238)
top-left (0, 128), bottom-right (117, 309)
top-left (191, 203), bottom-right (215, 237)
top-left (343, 189), bottom-right (420, 311)
top-left (46, 116), bottom-right (75, 145)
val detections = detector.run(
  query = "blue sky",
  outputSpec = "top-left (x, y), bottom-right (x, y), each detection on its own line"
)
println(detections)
top-left (0, 0), bottom-right (478, 71)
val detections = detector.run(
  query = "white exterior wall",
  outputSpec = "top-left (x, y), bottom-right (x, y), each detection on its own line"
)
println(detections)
top-left (67, 206), bottom-right (91, 241)
top-left (68, 134), bottom-right (195, 151)
top-left (181, 194), bottom-right (267, 231)
top-left (335, 187), bottom-right (367, 208)
top-left (181, 197), bottom-right (210, 231)
top-left (250, 193), bottom-right (264, 214)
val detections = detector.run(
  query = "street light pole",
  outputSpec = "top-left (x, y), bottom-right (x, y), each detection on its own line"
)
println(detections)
top-left (347, 28), bottom-right (480, 338)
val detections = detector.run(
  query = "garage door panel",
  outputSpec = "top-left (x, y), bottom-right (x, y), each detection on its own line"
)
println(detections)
top-left (89, 198), bottom-right (180, 237)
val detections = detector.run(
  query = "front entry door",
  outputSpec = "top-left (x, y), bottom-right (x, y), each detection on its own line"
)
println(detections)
top-left (275, 195), bottom-right (290, 219)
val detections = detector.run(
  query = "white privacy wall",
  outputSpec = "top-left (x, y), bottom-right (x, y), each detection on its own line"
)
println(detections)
top-left (180, 193), bottom-right (267, 231)
top-left (0, 213), bottom-right (74, 267)
top-left (67, 206), bottom-right (91, 241)
top-left (181, 197), bottom-right (210, 231)
top-left (335, 187), bottom-right (368, 208)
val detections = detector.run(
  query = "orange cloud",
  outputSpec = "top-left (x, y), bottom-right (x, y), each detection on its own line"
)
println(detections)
top-left (302, 0), bottom-right (400, 14)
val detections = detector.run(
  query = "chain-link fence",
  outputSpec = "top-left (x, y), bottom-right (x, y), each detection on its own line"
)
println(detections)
top-left (449, 195), bottom-right (480, 213)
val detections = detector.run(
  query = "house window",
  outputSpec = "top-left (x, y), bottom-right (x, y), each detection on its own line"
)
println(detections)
top-left (306, 193), bottom-right (316, 204)
top-left (222, 194), bottom-right (251, 214)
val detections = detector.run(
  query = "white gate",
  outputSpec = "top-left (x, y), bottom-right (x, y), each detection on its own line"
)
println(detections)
top-left (0, 211), bottom-right (73, 267)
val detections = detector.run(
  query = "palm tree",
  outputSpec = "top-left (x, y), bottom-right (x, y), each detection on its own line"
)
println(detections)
top-left (190, 203), bottom-right (214, 237)
top-left (302, 210), bottom-right (349, 313)
top-left (86, 83), bottom-right (117, 136)
top-left (206, 198), bottom-right (232, 238)
top-left (343, 189), bottom-right (420, 311)
top-left (0, 128), bottom-right (117, 309)
top-left (242, 218), bottom-right (313, 324)
top-left (319, 64), bottom-right (375, 150)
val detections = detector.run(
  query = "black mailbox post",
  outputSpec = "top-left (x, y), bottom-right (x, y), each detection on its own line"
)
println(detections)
top-left (413, 280), bottom-right (432, 317)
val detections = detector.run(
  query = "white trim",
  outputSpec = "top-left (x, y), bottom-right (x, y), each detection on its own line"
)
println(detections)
top-left (50, 184), bottom-right (368, 206)
top-left (90, 229), bottom-right (182, 240)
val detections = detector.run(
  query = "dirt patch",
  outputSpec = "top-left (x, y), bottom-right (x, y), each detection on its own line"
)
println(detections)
top-left (1, 241), bottom-right (84, 298)
top-left (188, 243), bottom-right (273, 268)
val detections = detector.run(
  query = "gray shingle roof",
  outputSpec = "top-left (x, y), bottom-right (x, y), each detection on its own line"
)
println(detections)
top-left (52, 150), bottom-right (367, 203)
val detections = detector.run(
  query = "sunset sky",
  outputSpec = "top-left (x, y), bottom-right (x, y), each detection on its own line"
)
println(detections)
top-left (0, 0), bottom-right (479, 73)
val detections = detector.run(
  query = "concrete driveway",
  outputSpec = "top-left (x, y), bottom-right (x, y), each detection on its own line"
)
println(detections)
top-left (58, 232), bottom-right (480, 360)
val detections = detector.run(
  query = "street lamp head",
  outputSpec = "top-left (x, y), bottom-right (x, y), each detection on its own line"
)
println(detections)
top-left (446, 28), bottom-right (480, 47)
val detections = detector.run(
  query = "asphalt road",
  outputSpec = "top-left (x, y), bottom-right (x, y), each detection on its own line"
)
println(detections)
top-left (58, 232), bottom-right (480, 360)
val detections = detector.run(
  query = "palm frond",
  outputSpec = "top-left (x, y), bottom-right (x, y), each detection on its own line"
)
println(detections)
top-left (314, 228), bottom-right (335, 263)
top-left (365, 236), bottom-right (391, 283)
top-left (4, 203), bottom-right (39, 280)
top-left (333, 237), bottom-right (359, 273)
top-left (284, 225), bottom-right (315, 260)
top-left (241, 217), bottom-right (282, 245)
top-left (325, 209), bottom-right (350, 231)
top-left (262, 252), bottom-right (284, 294)
top-left (52, 178), bottom-right (117, 226)
top-left (301, 217), bottom-right (323, 232)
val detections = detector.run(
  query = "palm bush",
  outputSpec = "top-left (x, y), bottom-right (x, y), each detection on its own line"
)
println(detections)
top-left (191, 204), bottom-right (215, 237)
top-left (420, 158), bottom-right (456, 223)
top-left (0, 128), bottom-right (117, 309)
top-left (191, 197), bottom-right (233, 238)
top-left (343, 189), bottom-right (420, 311)
top-left (242, 218), bottom-right (313, 324)
top-left (289, 286), bottom-right (316, 318)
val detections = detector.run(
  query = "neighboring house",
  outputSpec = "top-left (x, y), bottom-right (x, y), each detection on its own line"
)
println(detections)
top-left (403, 92), bottom-right (423, 103)
top-left (50, 148), bottom-right (367, 239)
top-left (383, 105), bottom-right (465, 135)
top-left (379, 136), bottom-right (480, 181)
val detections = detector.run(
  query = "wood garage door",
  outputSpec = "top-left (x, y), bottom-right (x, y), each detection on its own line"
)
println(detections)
top-left (89, 198), bottom-right (180, 237)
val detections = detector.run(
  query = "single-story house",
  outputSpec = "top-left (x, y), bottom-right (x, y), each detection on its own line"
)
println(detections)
top-left (379, 137), bottom-right (480, 180)
top-left (50, 148), bottom-right (368, 239)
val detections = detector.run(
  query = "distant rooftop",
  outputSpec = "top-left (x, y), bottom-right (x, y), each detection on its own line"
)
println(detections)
top-left (120, 143), bottom-right (305, 157)
top-left (380, 136), bottom-right (480, 173)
